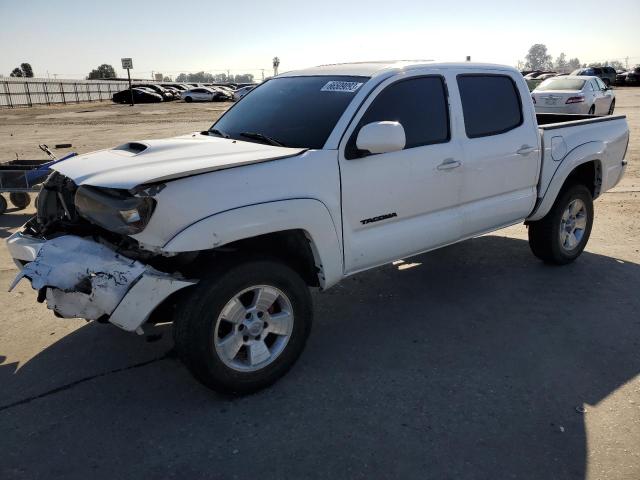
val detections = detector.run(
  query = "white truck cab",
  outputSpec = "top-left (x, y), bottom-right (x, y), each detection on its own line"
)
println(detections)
top-left (7, 61), bottom-right (629, 394)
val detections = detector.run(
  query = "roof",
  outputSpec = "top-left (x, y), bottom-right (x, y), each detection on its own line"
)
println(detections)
top-left (279, 61), bottom-right (518, 78)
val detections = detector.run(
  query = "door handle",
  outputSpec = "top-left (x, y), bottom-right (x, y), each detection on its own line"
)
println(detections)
top-left (516, 145), bottom-right (535, 156)
top-left (437, 158), bottom-right (461, 170)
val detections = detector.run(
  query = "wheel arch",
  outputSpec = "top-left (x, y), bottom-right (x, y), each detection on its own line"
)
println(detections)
top-left (528, 143), bottom-right (604, 222)
top-left (161, 198), bottom-right (343, 289)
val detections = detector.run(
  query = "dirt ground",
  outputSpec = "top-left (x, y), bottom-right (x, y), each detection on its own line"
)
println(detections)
top-left (0, 91), bottom-right (639, 480)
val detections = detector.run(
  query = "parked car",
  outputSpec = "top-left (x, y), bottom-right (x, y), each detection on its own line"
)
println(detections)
top-left (161, 83), bottom-right (188, 92)
top-left (112, 87), bottom-right (163, 104)
top-left (536, 73), bottom-right (558, 81)
top-left (208, 86), bottom-right (233, 101)
top-left (181, 87), bottom-right (227, 102)
top-left (233, 85), bottom-right (255, 101)
top-left (570, 67), bottom-right (616, 86)
top-left (616, 67), bottom-right (640, 86)
top-left (134, 84), bottom-right (176, 101)
top-left (532, 75), bottom-right (615, 115)
top-left (8, 61), bottom-right (629, 395)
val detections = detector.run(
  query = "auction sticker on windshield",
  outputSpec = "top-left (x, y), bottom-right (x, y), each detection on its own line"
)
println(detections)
top-left (321, 81), bottom-right (363, 93)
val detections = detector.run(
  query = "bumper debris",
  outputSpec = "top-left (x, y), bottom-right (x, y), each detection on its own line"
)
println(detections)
top-left (9, 234), bottom-right (196, 331)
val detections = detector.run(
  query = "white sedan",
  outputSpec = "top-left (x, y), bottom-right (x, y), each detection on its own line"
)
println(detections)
top-left (532, 76), bottom-right (615, 115)
top-left (181, 87), bottom-right (219, 103)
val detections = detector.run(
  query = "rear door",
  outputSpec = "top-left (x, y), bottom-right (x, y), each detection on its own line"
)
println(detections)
top-left (339, 73), bottom-right (463, 273)
top-left (454, 72), bottom-right (540, 236)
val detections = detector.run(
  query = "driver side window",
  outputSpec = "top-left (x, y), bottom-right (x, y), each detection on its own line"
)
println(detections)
top-left (345, 76), bottom-right (450, 159)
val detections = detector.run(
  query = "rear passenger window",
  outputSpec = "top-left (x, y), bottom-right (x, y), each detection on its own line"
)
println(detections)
top-left (457, 75), bottom-right (523, 138)
top-left (346, 76), bottom-right (449, 158)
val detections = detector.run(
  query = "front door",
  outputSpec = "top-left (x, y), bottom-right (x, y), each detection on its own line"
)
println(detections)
top-left (339, 74), bottom-right (463, 274)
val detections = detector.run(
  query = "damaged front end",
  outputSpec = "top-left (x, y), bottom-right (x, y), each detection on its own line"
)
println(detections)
top-left (7, 173), bottom-right (196, 333)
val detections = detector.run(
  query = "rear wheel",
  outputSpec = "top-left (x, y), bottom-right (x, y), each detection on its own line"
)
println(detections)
top-left (173, 258), bottom-right (313, 394)
top-left (528, 184), bottom-right (594, 265)
top-left (184, 96), bottom-right (193, 103)
top-left (608, 99), bottom-right (616, 115)
top-left (9, 192), bottom-right (30, 210)
top-left (0, 195), bottom-right (7, 215)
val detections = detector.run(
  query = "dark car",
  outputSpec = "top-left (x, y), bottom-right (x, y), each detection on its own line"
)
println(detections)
top-left (112, 88), bottom-right (163, 104)
top-left (616, 67), bottom-right (640, 86)
top-left (160, 83), bottom-right (190, 92)
top-left (570, 66), bottom-right (617, 86)
top-left (133, 84), bottom-right (176, 101)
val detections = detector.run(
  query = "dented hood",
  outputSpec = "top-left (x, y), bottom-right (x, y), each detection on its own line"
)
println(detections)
top-left (52, 133), bottom-right (306, 189)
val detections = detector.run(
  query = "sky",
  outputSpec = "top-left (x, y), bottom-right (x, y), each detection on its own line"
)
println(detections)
top-left (1, 0), bottom-right (639, 80)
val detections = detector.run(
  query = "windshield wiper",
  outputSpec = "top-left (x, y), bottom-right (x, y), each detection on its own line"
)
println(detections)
top-left (239, 132), bottom-right (286, 147)
top-left (207, 128), bottom-right (230, 138)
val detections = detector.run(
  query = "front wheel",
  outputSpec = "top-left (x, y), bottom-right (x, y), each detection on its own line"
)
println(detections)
top-left (528, 184), bottom-right (594, 265)
top-left (184, 96), bottom-right (193, 103)
top-left (173, 258), bottom-right (313, 394)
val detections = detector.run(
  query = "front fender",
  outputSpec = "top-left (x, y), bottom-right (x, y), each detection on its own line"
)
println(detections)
top-left (527, 141), bottom-right (603, 222)
top-left (162, 198), bottom-right (343, 289)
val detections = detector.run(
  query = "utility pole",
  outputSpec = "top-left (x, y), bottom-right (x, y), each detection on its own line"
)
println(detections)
top-left (625, 57), bottom-right (629, 70)
top-left (261, 69), bottom-right (265, 81)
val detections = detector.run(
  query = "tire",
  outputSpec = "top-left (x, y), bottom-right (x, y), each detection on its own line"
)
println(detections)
top-left (528, 184), bottom-right (594, 265)
top-left (173, 258), bottom-right (313, 395)
top-left (603, 78), bottom-right (611, 87)
top-left (184, 96), bottom-right (193, 103)
top-left (0, 195), bottom-right (7, 215)
top-left (9, 192), bottom-right (30, 210)
top-left (608, 99), bottom-right (615, 115)
top-left (588, 105), bottom-right (595, 115)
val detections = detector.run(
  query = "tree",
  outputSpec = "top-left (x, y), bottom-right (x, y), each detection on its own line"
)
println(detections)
top-left (87, 64), bottom-right (116, 80)
top-left (566, 58), bottom-right (581, 70)
top-left (232, 73), bottom-right (254, 83)
top-left (608, 60), bottom-right (625, 71)
top-left (175, 73), bottom-right (188, 83)
top-left (10, 67), bottom-right (23, 77)
top-left (162, 75), bottom-right (172, 82)
top-left (20, 63), bottom-right (34, 77)
top-left (525, 44), bottom-right (553, 71)
top-left (554, 53), bottom-right (568, 72)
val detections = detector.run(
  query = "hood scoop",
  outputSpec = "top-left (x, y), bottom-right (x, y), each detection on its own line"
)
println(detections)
top-left (114, 142), bottom-right (148, 155)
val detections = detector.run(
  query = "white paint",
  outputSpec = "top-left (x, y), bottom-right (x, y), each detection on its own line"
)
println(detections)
top-left (109, 273), bottom-right (196, 332)
top-left (51, 134), bottom-right (305, 189)
top-left (356, 121), bottom-right (406, 154)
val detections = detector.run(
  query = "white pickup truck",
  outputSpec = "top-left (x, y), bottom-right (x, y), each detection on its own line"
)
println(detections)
top-left (7, 61), bottom-right (629, 394)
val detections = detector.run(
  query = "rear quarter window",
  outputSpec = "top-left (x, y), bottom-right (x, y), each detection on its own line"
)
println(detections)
top-left (456, 74), bottom-right (523, 138)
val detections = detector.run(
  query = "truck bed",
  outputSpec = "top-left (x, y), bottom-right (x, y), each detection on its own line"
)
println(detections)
top-left (532, 113), bottom-right (629, 221)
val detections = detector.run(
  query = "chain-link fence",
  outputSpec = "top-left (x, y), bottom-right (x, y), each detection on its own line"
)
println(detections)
top-left (0, 78), bottom-right (130, 108)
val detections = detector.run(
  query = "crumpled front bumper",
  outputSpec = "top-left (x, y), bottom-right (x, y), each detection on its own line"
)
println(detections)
top-left (7, 232), bottom-right (196, 333)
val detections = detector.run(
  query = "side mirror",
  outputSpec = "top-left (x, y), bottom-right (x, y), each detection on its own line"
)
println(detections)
top-left (356, 121), bottom-right (406, 155)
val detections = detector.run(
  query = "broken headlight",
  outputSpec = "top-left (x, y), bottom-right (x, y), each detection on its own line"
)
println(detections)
top-left (74, 186), bottom-right (155, 235)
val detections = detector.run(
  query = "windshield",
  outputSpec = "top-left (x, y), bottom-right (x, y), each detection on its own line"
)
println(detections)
top-left (536, 78), bottom-right (586, 91)
top-left (211, 76), bottom-right (368, 149)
